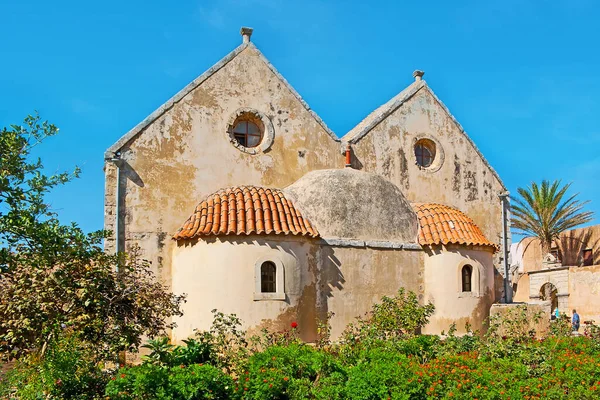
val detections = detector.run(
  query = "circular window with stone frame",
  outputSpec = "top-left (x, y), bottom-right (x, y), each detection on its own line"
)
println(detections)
top-left (412, 136), bottom-right (444, 172)
top-left (227, 108), bottom-right (274, 155)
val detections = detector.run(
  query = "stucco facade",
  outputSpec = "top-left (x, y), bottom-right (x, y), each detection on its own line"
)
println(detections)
top-left (423, 246), bottom-right (495, 334)
top-left (104, 28), bottom-right (507, 342)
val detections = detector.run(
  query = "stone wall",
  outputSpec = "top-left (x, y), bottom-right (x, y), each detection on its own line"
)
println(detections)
top-left (104, 44), bottom-right (342, 287)
top-left (346, 85), bottom-right (506, 300)
top-left (568, 265), bottom-right (600, 323)
top-left (489, 302), bottom-right (551, 338)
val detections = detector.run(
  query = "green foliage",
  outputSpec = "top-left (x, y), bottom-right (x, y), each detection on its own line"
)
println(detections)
top-left (0, 334), bottom-right (108, 399)
top-left (340, 288), bottom-right (434, 360)
top-left (511, 179), bottom-right (594, 252)
top-left (233, 343), bottom-right (344, 400)
top-left (0, 115), bottom-right (185, 362)
top-left (105, 364), bottom-right (233, 400)
top-left (549, 314), bottom-right (573, 338)
top-left (0, 245), bottom-right (185, 362)
top-left (142, 335), bottom-right (213, 368)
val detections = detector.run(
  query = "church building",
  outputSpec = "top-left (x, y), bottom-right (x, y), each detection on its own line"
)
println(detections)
top-left (104, 27), bottom-right (506, 341)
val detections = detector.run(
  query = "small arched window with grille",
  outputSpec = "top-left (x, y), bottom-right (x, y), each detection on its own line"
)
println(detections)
top-left (261, 261), bottom-right (277, 293)
top-left (461, 265), bottom-right (473, 292)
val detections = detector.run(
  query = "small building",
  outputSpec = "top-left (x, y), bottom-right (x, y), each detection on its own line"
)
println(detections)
top-left (103, 27), bottom-right (507, 341)
top-left (512, 225), bottom-right (600, 323)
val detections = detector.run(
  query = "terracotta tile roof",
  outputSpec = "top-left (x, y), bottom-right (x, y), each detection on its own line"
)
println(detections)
top-left (173, 186), bottom-right (319, 240)
top-left (412, 203), bottom-right (498, 251)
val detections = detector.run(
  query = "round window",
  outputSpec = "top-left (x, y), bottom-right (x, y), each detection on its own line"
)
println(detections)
top-left (227, 108), bottom-right (274, 154)
top-left (233, 120), bottom-right (263, 148)
top-left (414, 139), bottom-right (436, 168)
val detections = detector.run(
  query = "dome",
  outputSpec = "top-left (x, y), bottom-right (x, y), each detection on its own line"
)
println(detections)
top-left (283, 169), bottom-right (418, 242)
top-left (173, 186), bottom-right (318, 240)
top-left (412, 203), bottom-right (498, 251)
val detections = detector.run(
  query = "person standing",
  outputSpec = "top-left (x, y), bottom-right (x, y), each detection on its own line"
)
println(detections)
top-left (572, 309), bottom-right (580, 332)
top-left (554, 307), bottom-right (560, 319)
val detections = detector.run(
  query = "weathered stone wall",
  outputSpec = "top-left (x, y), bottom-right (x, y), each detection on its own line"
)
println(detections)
top-left (316, 244), bottom-right (424, 339)
top-left (104, 45), bottom-right (342, 286)
top-left (568, 265), bottom-right (600, 323)
top-left (347, 86), bottom-right (505, 300)
top-left (489, 302), bottom-right (551, 338)
top-left (422, 245), bottom-right (495, 334)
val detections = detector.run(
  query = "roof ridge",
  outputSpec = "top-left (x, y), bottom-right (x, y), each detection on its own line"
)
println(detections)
top-left (422, 85), bottom-right (506, 190)
top-left (341, 80), bottom-right (426, 144)
top-left (105, 42), bottom-right (249, 158)
top-left (105, 41), bottom-right (339, 158)
top-left (248, 43), bottom-right (338, 142)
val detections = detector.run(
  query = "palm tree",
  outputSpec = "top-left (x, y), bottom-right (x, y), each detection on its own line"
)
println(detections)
top-left (511, 180), bottom-right (594, 254)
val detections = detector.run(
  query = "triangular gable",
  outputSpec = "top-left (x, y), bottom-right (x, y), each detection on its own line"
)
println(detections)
top-left (342, 80), bottom-right (506, 190)
top-left (105, 42), bottom-right (338, 159)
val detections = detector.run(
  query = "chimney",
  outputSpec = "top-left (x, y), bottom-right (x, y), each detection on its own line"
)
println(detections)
top-left (413, 70), bottom-right (425, 81)
top-left (345, 144), bottom-right (352, 168)
top-left (240, 27), bottom-right (253, 44)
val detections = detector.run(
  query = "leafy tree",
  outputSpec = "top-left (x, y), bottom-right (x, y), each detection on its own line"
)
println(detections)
top-left (0, 114), bottom-right (185, 361)
top-left (511, 180), bottom-right (594, 254)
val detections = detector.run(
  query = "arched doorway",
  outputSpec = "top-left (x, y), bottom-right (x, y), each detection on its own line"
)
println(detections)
top-left (539, 282), bottom-right (558, 312)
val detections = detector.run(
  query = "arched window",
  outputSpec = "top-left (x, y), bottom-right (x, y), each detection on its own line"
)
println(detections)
top-left (261, 261), bottom-right (276, 293)
top-left (461, 265), bottom-right (473, 292)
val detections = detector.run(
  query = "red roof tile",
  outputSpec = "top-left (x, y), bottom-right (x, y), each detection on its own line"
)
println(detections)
top-left (412, 203), bottom-right (498, 251)
top-left (173, 186), bottom-right (319, 240)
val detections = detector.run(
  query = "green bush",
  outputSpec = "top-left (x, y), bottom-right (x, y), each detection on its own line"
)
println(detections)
top-left (105, 363), bottom-right (233, 400)
top-left (0, 334), bottom-right (108, 399)
top-left (232, 343), bottom-right (345, 399)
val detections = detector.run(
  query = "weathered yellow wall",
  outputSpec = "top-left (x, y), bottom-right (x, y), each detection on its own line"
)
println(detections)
top-left (518, 225), bottom-right (600, 273)
top-left (104, 45), bottom-right (342, 286)
top-left (104, 39), bottom-right (509, 341)
top-left (349, 87), bottom-right (505, 300)
top-left (317, 246), bottom-right (424, 339)
top-left (422, 246), bottom-right (495, 334)
top-left (568, 265), bottom-right (600, 323)
top-left (349, 88), bottom-right (504, 244)
top-left (489, 302), bottom-right (551, 338)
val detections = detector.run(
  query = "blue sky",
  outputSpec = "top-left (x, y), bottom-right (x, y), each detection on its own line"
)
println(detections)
top-left (1, 0), bottom-right (599, 235)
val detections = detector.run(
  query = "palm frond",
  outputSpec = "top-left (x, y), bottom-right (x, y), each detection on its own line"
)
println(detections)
top-left (510, 180), bottom-right (594, 252)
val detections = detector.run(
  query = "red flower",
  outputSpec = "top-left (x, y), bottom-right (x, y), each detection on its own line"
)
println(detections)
top-left (120, 373), bottom-right (126, 379)
top-left (291, 321), bottom-right (298, 329)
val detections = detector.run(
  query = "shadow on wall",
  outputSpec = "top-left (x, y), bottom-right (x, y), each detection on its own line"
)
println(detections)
top-left (558, 230), bottom-right (600, 267)
top-left (318, 245), bottom-right (345, 299)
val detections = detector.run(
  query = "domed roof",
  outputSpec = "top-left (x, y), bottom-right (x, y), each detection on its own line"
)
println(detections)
top-left (283, 168), bottom-right (418, 242)
top-left (412, 203), bottom-right (498, 251)
top-left (173, 186), bottom-right (318, 240)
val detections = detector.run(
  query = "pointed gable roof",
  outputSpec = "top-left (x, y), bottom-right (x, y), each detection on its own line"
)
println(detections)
top-left (105, 38), bottom-right (338, 159)
top-left (341, 79), bottom-right (505, 190)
